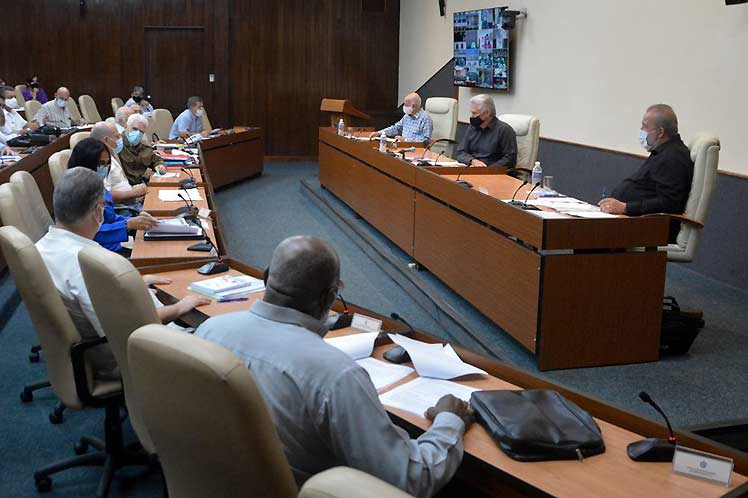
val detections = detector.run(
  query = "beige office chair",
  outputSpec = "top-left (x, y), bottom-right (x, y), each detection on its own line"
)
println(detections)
top-left (66, 98), bottom-right (83, 123)
top-left (111, 97), bottom-right (124, 116)
top-left (0, 226), bottom-right (139, 496)
top-left (9, 170), bottom-right (52, 242)
top-left (78, 94), bottom-right (102, 123)
top-left (25, 99), bottom-right (42, 121)
top-left (69, 131), bottom-right (91, 150)
top-left (14, 84), bottom-right (27, 107)
top-left (425, 97), bottom-right (458, 155)
top-left (151, 108), bottom-right (174, 140)
top-left (201, 108), bottom-right (213, 131)
top-left (78, 245), bottom-right (160, 455)
top-left (656, 133), bottom-right (720, 263)
top-left (49, 150), bottom-right (73, 187)
top-left (128, 324), bottom-right (415, 498)
top-left (500, 114), bottom-right (540, 172)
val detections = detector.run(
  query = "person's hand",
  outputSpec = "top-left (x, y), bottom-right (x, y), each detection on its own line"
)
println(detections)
top-left (471, 159), bottom-right (488, 167)
top-left (394, 135), bottom-right (404, 142)
top-left (598, 198), bottom-right (626, 214)
top-left (131, 183), bottom-right (148, 197)
top-left (27, 122), bottom-right (40, 132)
top-left (143, 275), bottom-right (172, 286)
top-left (179, 131), bottom-right (191, 139)
top-left (201, 130), bottom-right (210, 137)
top-left (425, 394), bottom-right (474, 427)
top-left (368, 131), bottom-right (380, 139)
top-left (176, 295), bottom-right (211, 315)
top-left (127, 214), bottom-right (158, 231)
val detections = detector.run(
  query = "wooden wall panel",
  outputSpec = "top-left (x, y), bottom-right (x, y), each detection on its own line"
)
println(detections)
top-left (0, 0), bottom-right (399, 157)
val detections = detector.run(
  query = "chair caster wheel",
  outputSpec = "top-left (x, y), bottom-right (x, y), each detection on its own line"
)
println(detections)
top-left (74, 441), bottom-right (88, 455)
top-left (49, 411), bottom-right (64, 425)
top-left (20, 390), bottom-right (33, 403)
top-left (35, 475), bottom-right (52, 492)
top-left (29, 353), bottom-right (40, 363)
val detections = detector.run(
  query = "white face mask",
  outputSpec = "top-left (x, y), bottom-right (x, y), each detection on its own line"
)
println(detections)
top-left (402, 106), bottom-right (413, 115)
top-left (55, 98), bottom-right (66, 108)
top-left (639, 128), bottom-right (654, 151)
top-left (195, 109), bottom-right (204, 118)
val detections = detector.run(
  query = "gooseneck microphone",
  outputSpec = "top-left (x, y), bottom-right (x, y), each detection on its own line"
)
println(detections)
top-left (179, 166), bottom-right (197, 189)
top-left (176, 192), bottom-right (198, 219)
top-left (384, 312), bottom-right (414, 364)
top-left (507, 180), bottom-right (529, 206)
top-left (390, 312), bottom-right (415, 336)
top-left (523, 182), bottom-right (541, 206)
top-left (195, 233), bottom-right (229, 275)
top-left (455, 162), bottom-right (473, 188)
top-left (417, 138), bottom-right (457, 166)
top-left (326, 293), bottom-right (353, 330)
top-left (627, 391), bottom-right (677, 462)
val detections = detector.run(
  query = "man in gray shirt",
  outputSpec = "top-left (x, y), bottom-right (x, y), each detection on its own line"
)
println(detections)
top-left (195, 236), bottom-right (472, 498)
top-left (457, 93), bottom-right (517, 168)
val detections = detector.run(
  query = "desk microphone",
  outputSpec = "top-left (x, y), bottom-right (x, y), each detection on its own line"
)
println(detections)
top-left (522, 182), bottom-right (541, 208)
top-left (627, 391), bottom-right (677, 462)
top-left (397, 146), bottom-right (416, 160)
top-left (325, 294), bottom-right (353, 330)
top-left (507, 180), bottom-right (529, 206)
top-left (194, 234), bottom-right (229, 275)
top-left (179, 167), bottom-right (197, 189)
top-left (455, 162), bottom-right (473, 188)
top-left (176, 192), bottom-right (198, 219)
top-left (417, 138), bottom-right (457, 166)
top-left (384, 312), bottom-right (414, 364)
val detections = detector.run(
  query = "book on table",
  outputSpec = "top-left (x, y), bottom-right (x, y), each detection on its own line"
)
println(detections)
top-left (143, 218), bottom-right (204, 241)
top-left (188, 274), bottom-right (266, 299)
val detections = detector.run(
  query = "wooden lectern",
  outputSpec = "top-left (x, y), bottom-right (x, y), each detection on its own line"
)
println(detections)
top-left (320, 98), bottom-right (370, 129)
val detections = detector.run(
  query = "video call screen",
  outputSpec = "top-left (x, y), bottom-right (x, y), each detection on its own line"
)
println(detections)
top-left (453, 7), bottom-right (510, 90)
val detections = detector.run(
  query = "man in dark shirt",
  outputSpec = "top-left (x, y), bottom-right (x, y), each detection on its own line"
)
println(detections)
top-left (600, 104), bottom-right (693, 240)
top-left (456, 94), bottom-right (517, 168)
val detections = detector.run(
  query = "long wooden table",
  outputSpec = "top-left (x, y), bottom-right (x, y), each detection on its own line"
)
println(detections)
top-left (142, 187), bottom-right (209, 216)
top-left (198, 127), bottom-right (264, 188)
top-left (135, 258), bottom-right (748, 498)
top-left (318, 127), bottom-right (669, 371)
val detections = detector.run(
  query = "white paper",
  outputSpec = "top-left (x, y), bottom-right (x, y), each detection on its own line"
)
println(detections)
top-left (325, 332), bottom-right (379, 360)
top-left (566, 211), bottom-right (617, 219)
top-left (147, 218), bottom-right (201, 234)
top-left (153, 172), bottom-right (180, 178)
top-left (351, 313), bottom-right (382, 333)
top-left (157, 189), bottom-right (203, 202)
top-left (530, 210), bottom-right (569, 219)
top-left (356, 358), bottom-right (414, 391)
top-left (388, 334), bottom-right (487, 379)
top-left (379, 377), bottom-right (479, 417)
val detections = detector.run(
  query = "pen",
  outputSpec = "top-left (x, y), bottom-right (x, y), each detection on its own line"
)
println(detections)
top-left (217, 297), bottom-right (249, 303)
top-left (600, 186), bottom-right (607, 200)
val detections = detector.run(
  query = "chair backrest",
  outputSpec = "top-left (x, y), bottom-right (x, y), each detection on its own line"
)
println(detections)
top-left (0, 182), bottom-right (36, 239)
top-left (499, 114), bottom-right (540, 170)
top-left (128, 324), bottom-right (298, 498)
top-left (49, 150), bottom-right (73, 187)
top-left (201, 108), bottom-right (213, 131)
top-left (78, 245), bottom-right (161, 453)
top-left (0, 226), bottom-right (84, 409)
top-left (14, 85), bottom-right (27, 107)
top-left (299, 467), bottom-right (414, 498)
top-left (151, 109), bottom-right (174, 140)
top-left (9, 170), bottom-right (53, 242)
top-left (66, 98), bottom-right (82, 122)
top-left (25, 99), bottom-right (42, 121)
top-left (69, 131), bottom-right (91, 150)
top-left (672, 133), bottom-right (720, 262)
top-left (78, 95), bottom-right (102, 123)
top-left (111, 97), bottom-right (124, 117)
top-left (425, 97), bottom-right (457, 154)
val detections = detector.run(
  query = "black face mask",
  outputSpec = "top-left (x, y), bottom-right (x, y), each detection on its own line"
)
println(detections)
top-left (132, 96), bottom-right (143, 103)
top-left (30, 82), bottom-right (39, 89)
top-left (470, 115), bottom-right (484, 128)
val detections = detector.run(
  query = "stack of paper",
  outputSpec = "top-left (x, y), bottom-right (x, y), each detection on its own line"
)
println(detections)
top-left (325, 332), bottom-right (379, 360)
top-left (152, 171), bottom-right (180, 179)
top-left (188, 274), bottom-right (265, 300)
top-left (380, 377), bottom-right (479, 417)
top-left (146, 218), bottom-right (201, 235)
top-left (158, 189), bottom-right (203, 202)
top-left (389, 334), bottom-right (486, 379)
top-left (356, 357), bottom-right (414, 391)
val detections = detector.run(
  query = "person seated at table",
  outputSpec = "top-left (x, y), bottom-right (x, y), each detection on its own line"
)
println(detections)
top-left (125, 86), bottom-right (154, 118)
top-left (599, 104), bottom-right (693, 241)
top-left (35, 87), bottom-right (84, 128)
top-left (1, 85), bottom-right (21, 110)
top-left (456, 94), bottom-right (517, 168)
top-left (90, 122), bottom-right (146, 209)
top-left (196, 235), bottom-right (473, 498)
top-left (70, 138), bottom-right (158, 254)
top-left (120, 113), bottom-right (166, 185)
top-left (169, 96), bottom-right (208, 140)
top-left (370, 92), bottom-right (433, 144)
top-left (1, 87), bottom-right (39, 136)
top-left (36, 167), bottom-right (210, 379)
top-left (21, 76), bottom-right (49, 104)
top-left (114, 105), bottom-right (135, 134)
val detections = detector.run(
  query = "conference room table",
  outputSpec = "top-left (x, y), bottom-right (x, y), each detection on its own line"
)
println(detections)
top-left (197, 127), bottom-right (264, 189)
top-left (318, 127), bottom-right (670, 371)
top-left (134, 257), bottom-right (748, 498)
top-left (147, 168), bottom-right (204, 187)
top-left (141, 186), bottom-right (209, 216)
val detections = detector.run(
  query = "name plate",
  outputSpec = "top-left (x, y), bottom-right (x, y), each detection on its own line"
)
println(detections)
top-left (351, 313), bottom-right (382, 334)
top-left (672, 445), bottom-right (733, 486)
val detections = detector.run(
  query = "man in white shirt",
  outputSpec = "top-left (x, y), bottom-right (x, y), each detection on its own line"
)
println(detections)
top-left (35, 87), bottom-right (83, 128)
top-left (89, 122), bottom-right (146, 206)
top-left (36, 167), bottom-right (209, 379)
top-left (124, 86), bottom-right (154, 118)
top-left (1, 86), bottom-right (38, 135)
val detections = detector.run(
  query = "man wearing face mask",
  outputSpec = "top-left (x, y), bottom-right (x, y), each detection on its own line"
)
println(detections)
top-left (370, 92), bottom-right (433, 143)
top-left (35, 87), bottom-right (84, 128)
top-left (90, 121), bottom-right (147, 208)
top-left (119, 113), bottom-right (166, 185)
top-left (456, 94), bottom-right (517, 168)
top-left (599, 104), bottom-right (693, 241)
top-left (125, 86), bottom-right (154, 118)
top-left (169, 95), bottom-right (208, 140)
top-left (114, 105), bottom-right (135, 134)
top-left (1, 86), bottom-right (39, 136)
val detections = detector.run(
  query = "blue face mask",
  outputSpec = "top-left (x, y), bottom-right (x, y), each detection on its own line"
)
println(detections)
top-left (127, 130), bottom-right (143, 144)
top-left (114, 137), bottom-right (124, 154)
top-left (55, 98), bottom-right (66, 108)
top-left (639, 128), bottom-right (654, 151)
top-left (97, 164), bottom-right (110, 179)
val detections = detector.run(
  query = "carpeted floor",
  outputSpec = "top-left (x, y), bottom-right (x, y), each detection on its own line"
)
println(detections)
top-left (1, 161), bottom-right (746, 497)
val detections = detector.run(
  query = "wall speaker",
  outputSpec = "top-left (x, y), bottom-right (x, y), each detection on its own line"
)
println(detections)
top-left (439, 0), bottom-right (446, 17)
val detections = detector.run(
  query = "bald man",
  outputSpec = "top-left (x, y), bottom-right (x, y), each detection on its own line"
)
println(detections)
top-left (114, 105), bottom-right (135, 134)
top-left (372, 92), bottom-right (433, 143)
top-left (35, 87), bottom-right (83, 128)
top-left (196, 236), bottom-right (472, 498)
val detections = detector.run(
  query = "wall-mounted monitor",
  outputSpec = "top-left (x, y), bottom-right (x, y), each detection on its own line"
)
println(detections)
top-left (453, 7), bottom-right (510, 90)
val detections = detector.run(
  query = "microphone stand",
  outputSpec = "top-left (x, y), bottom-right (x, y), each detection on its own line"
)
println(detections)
top-left (416, 138), bottom-right (456, 166)
top-left (455, 162), bottom-right (473, 188)
top-left (384, 312), bottom-right (415, 363)
top-left (627, 391), bottom-right (677, 462)
top-left (179, 166), bottom-right (197, 189)
top-left (176, 192), bottom-right (199, 220)
top-left (521, 182), bottom-right (541, 210)
top-left (194, 234), bottom-right (229, 275)
top-left (507, 180), bottom-right (529, 206)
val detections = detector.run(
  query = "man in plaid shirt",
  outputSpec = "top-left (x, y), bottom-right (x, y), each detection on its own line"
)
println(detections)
top-left (372, 93), bottom-right (433, 143)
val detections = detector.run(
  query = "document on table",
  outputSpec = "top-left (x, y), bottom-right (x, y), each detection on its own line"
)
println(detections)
top-left (380, 377), bottom-right (479, 417)
top-left (389, 334), bottom-right (486, 379)
top-left (157, 188), bottom-right (203, 202)
top-left (530, 210), bottom-right (569, 219)
top-left (565, 211), bottom-right (618, 219)
top-left (325, 332), bottom-right (379, 360)
top-left (153, 172), bottom-right (180, 178)
top-left (356, 358), bottom-right (414, 391)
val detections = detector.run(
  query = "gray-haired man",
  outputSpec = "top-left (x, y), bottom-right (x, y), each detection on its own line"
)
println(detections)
top-left (457, 93), bottom-right (517, 168)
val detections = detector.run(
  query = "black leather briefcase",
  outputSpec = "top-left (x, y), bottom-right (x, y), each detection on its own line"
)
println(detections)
top-left (470, 389), bottom-right (605, 462)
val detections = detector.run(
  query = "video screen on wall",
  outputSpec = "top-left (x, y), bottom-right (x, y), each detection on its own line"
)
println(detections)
top-left (453, 7), bottom-right (510, 90)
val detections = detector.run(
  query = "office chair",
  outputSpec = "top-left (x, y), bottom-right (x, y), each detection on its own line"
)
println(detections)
top-left (49, 150), bottom-right (73, 187)
top-left (25, 99), bottom-right (42, 122)
top-left (66, 98), bottom-right (83, 124)
top-left (14, 85), bottom-right (27, 107)
top-left (79, 95), bottom-right (102, 123)
top-left (151, 109), bottom-right (174, 140)
top-left (69, 131), bottom-right (91, 150)
top-left (201, 107), bottom-right (213, 131)
top-left (111, 97), bottom-right (124, 116)
top-left (425, 97), bottom-right (458, 155)
top-left (499, 114), bottom-right (540, 180)
top-left (9, 171), bottom-right (53, 243)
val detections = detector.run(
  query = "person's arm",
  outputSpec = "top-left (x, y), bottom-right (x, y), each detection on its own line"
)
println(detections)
top-left (35, 105), bottom-right (48, 126)
top-left (0, 128), bottom-right (18, 144)
top-left (422, 115), bottom-right (433, 143)
top-left (489, 124), bottom-right (517, 168)
top-left (109, 183), bottom-right (147, 203)
top-left (94, 206), bottom-right (129, 247)
top-left (624, 157), bottom-right (692, 216)
top-left (156, 295), bottom-right (211, 324)
top-left (456, 129), bottom-right (475, 165)
top-left (320, 366), bottom-right (466, 498)
top-left (379, 117), bottom-right (404, 138)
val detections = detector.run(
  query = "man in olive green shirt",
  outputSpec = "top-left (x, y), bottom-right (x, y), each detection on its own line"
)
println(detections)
top-left (119, 113), bottom-right (166, 185)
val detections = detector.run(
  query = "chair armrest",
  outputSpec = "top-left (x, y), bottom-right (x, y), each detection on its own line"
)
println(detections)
top-left (505, 167), bottom-right (532, 180)
top-left (114, 204), bottom-right (140, 217)
top-left (643, 213), bottom-right (704, 229)
top-left (70, 337), bottom-right (121, 406)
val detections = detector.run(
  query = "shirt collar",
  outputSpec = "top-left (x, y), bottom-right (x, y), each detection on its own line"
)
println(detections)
top-left (250, 300), bottom-right (327, 337)
top-left (407, 109), bottom-right (423, 120)
top-left (484, 116), bottom-right (498, 129)
top-left (46, 226), bottom-right (100, 247)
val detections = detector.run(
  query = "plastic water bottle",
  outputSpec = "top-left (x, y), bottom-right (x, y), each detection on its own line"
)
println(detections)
top-left (379, 134), bottom-right (387, 153)
top-left (531, 161), bottom-right (543, 186)
top-left (337, 118), bottom-right (345, 136)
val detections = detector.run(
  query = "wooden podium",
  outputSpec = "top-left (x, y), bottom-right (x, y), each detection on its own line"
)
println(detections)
top-left (320, 98), bottom-right (370, 128)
